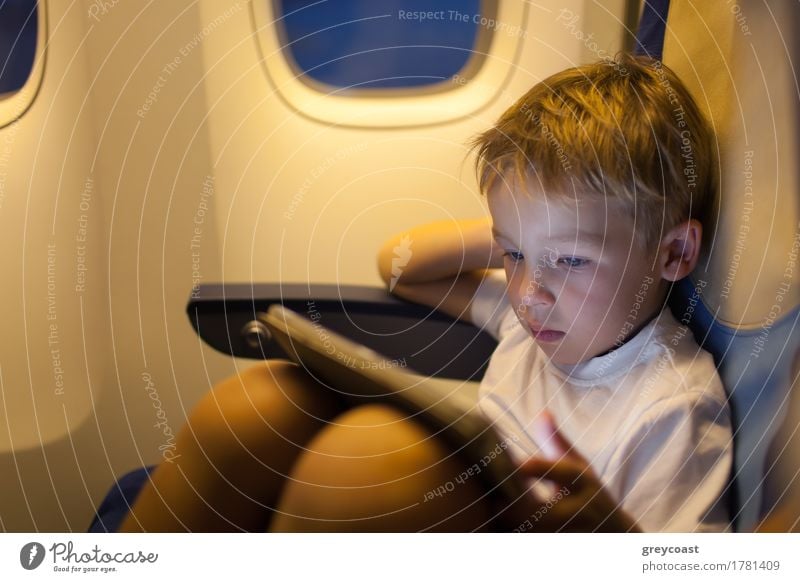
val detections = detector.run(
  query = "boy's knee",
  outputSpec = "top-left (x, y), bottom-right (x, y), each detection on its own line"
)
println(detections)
top-left (271, 404), bottom-right (492, 531)
top-left (295, 403), bottom-right (436, 466)
top-left (187, 360), bottom-right (342, 461)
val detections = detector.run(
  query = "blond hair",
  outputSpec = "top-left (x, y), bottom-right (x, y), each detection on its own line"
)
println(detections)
top-left (471, 54), bottom-right (716, 246)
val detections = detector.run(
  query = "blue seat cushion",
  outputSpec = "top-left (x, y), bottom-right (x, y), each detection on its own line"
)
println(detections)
top-left (87, 466), bottom-right (156, 533)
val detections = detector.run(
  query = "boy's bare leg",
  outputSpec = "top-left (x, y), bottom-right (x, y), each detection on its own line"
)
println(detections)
top-left (119, 360), bottom-right (346, 532)
top-left (269, 403), bottom-right (494, 532)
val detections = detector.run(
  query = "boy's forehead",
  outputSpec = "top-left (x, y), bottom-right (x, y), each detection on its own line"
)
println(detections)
top-left (491, 222), bottom-right (611, 248)
top-left (488, 186), bottom-right (636, 245)
top-left (486, 171), bottom-right (542, 199)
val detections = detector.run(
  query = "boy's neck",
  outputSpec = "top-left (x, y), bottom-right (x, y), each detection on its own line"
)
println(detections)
top-left (592, 308), bottom-right (663, 360)
top-left (592, 282), bottom-right (671, 358)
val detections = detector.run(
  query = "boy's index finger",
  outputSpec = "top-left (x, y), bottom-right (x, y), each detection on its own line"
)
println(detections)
top-left (517, 457), bottom-right (584, 486)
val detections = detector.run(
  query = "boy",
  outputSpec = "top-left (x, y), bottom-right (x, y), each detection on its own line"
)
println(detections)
top-left (382, 54), bottom-right (731, 531)
top-left (120, 54), bottom-right (730, 532)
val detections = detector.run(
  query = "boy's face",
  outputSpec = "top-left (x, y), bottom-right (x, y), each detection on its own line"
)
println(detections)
top-left (488, 179), bottom-right (666, 366)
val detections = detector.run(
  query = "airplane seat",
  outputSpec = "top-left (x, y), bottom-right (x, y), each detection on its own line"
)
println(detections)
top-left (88, 1), bottom-right (800, 532)
top-left (640, 0), bottom-right (800, 531)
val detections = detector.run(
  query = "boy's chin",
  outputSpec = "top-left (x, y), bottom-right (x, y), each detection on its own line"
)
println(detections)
top-left (537, 343), bottom-right (584, 366)
top-left (538, 341), bottom-right (610, 367)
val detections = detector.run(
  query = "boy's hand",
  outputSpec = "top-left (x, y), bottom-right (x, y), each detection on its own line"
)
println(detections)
top-left (509, 412), bottom-right (641, 532)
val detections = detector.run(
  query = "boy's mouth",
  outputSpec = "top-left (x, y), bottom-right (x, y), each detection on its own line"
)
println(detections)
top-left (527, 324), bottom-right (565, 342)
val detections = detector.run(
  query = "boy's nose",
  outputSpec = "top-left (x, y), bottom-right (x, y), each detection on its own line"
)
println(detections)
top-left (519, 276), bottom-right (555, 308)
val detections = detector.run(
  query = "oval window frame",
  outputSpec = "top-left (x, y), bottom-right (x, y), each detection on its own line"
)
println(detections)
top-left (0, 2), bottom-right (46, 128)
top-left (251, 1), bottom-right (527, 128)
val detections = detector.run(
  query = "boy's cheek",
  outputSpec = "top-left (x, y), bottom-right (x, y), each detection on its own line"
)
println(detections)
top-left (578, 279), bottom-right (620, 310)
top-left (504, 281), bottom-right (526, 312)
top-left (508, 292), bottom-right (526, 314)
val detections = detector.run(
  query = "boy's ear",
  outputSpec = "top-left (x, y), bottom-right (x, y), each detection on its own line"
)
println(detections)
top-left (658, 219), bottom-right (702, 282)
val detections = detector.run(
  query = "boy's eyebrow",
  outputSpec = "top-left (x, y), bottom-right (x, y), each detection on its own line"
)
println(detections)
top-left (546, 233), bottom-right (607, 246)
top-left (490, 228), bottom-right (608, 247)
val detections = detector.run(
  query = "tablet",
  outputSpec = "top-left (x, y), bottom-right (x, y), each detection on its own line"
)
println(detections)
top-left (259, 304), bottom-right (530, 525)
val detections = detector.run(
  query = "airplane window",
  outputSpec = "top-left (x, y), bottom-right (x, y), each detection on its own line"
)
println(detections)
top-left (257, 0), bottom-right (522, 126)
top-left (276, 0), bottom-right (484, 90)
top-left (0, 0), bottom-right (38, 95)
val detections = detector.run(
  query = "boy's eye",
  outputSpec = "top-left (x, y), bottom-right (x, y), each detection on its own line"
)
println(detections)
top-left (502, 251), bottom-right (524, 263)
top-left (557, 257), bottom-right (589, 268)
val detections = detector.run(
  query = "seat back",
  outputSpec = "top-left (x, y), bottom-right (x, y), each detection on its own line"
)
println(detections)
top-left (639, 1), bottom-right (800, 531)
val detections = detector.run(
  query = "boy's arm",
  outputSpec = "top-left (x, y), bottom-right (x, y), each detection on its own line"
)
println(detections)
top-left (376, 218), bottom-right (505, 322)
